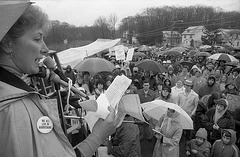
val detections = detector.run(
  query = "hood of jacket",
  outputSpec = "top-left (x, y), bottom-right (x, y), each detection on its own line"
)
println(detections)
top-left (222, 129), bottom-right (237, 145)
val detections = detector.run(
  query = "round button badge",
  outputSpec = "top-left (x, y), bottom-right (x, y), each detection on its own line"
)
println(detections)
top-left (37, 116), bottom-right (53, 134)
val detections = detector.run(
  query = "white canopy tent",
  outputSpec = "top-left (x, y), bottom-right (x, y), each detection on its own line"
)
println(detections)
top-left (56, 38), bottom-right (121, 68)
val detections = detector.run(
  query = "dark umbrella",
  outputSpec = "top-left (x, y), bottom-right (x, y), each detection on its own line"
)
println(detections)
top-left (180, 61), bottom-right (194, 69)
top-left (195, 51), bottom-right (211, 57)
top-left (74, 58), bottom-right (115, 74)
top-left (133, 52), bottom-right (146, 57)
top-left (163, 50), bottom-right (182, 56)
top-left (135, 59), bottom-right (167, 73)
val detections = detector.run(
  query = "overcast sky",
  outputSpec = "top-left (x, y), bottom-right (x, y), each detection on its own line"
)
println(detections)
top-left (33, 0), bottom-right (240, 27)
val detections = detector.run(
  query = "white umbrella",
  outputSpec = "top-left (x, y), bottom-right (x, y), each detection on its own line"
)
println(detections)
top-left (141, 100), bottom-right (193, 130)
top-left (208, 53), bottom-right (239, 62)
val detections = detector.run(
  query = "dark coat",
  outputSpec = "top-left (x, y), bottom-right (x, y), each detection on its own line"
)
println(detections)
top-left (202, 108), bottom-right (235, 143)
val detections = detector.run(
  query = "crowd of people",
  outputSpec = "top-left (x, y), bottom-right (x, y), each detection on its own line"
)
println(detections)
top-left (65, 48), bottom-right (240, 156)
top-left (1, 1), bottom-right (240, 157)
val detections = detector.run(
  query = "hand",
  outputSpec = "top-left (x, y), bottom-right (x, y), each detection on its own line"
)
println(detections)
top-left (92, 106), bottom-right (120, 140)
top-left (213, 124), bottom-right (219, 130)
top-left (186, 151), bottom-right (190, 156)
top-left (191, 149), bottom-right (198, 154)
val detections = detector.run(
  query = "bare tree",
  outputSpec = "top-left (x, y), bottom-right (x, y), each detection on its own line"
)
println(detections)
top-left (108, 13), bottom-right (118, 39)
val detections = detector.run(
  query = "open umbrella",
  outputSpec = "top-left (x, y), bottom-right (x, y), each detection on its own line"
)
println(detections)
top-left (187, 50), bottom-right (198, 57)
top-left (74, 58), bottom-right (115, 74)
top-left (168, 47), bottom-right (186, 53)
top-left (195, 51), bottom-right (211, 57)
top-left (163, 50), bottom-right (182, 56)
top-left (141, 100), bottom-right (193, 129)
top-left (133, 52), bottom-right (146, 57)
top-left (208, 53), bottom-right (239, 62)
top-left (138, 45), bottom-right (151, 52)
top-left (135, 59), bottom-right (167, 73)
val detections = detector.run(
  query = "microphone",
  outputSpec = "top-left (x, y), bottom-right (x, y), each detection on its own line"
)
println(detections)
top-left (49, 72), bottom-right (89, 99)
top-left (29, 66), bottom-right (50, 79)
top-left (43, 56), bottom-right (69, 82)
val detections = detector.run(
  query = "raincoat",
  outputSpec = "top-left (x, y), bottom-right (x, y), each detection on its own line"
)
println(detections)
top-left (152, 112), bottom-right (183, 157)
top-left (0, 67), bottom-right (102, 157)
top-left (210, 129), bottom-right (239, 157)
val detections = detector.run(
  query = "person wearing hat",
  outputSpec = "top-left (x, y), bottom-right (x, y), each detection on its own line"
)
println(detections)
top-left (186, 128), bottom-right (211, 157)
top-left (198, 74), bottom-right (221, 98)
top-left (202, 98), bottom-right (235, 144)
top-left (131, 66), bottom-right (142, 89)
top-left (176, 79), bottom-right (199, 154)
top-left (222, 80), bottom-right (239, 96)
top-left (0, 2), bottom-right (120, 157)
top-left (191, 65), bottom-right (207, 94)
top-left (64, 65), bottom-right (76, 85)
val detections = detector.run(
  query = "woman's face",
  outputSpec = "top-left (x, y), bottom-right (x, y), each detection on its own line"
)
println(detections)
top-left (11, 27), bottom-right (49, 75)
top-left (216, 104), bottom-right (225, 113)
top-left (221, 75), bottom-right (227, 82)
top-left (167, 108), bottom-right (175, 117)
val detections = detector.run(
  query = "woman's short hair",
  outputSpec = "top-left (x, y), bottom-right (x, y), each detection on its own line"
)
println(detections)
top-left (1, 5), bottom-right (49, 45)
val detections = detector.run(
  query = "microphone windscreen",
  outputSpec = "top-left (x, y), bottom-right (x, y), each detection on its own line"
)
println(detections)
top-left (43, 56), bottom-right (56, 69)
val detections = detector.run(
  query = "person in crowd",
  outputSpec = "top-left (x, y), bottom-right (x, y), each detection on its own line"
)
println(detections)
top-left (202, 61), bottom-right (215, 80)
top-left (191, 65), bottom-right (207, 94)
top-left (202, 98), bottom-right (235, 144)
top-left (171, 80), bottom-right (185, 103)
top-left (232, 107), bottom-right (240, 149)
top-left (200, 92), bottom-right (222, 111)
top-left (165, 65), bottom-right (177, 87)
top-left (132, 66), bottom-right (142, 89)
top-left (109, 115), bottom-right (141, 157)
top-left (163, 78), bottom-right (172, 88)
top-left (0, 4), bottom-right (120, 157)
top-left (186, 128), bottom-right (211, 157)
top-left (219, 74), bottom-right (228, 92)
top-left (125, 82), bottom-right (138, 94)
top-left (222, 80), bottom-right (239, 97)
top-left (177, 65), bottom-right (192, 82)
top-left (177, 80), bottom-right (199, 117)
top-left (156, 73), bottom-right (165, 85)
top-left (152, 108), bottom-right (183, 157)
top-left (176, 79), bottom-right (199, 157)
top-left (198, 75), bottom-right (220, 98)
top-left (156, 85), bottom-right (174, 103)
top-left (155, 82), bottom-right (163, 98)
top-left (135, 79), bottom-right (157, 152)
top-left (82, 71), bottom-right (94, 95)
top-left (64, 65), bottom-right (76, 85)
top-left (210, 129), bottom-right (239, 157)
top-left (193, 100), bottom-right (209, 133)
top-left (214, 68), bottom-right (222, 83)
top-left (92, 79), bottom-right (105, 99)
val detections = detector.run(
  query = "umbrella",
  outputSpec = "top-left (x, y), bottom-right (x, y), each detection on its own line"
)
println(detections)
top-left (187, 50), bottom-right (198, 57)
top-left (180, 61), bottom-right (194, 69)
top-left (74, 58), bottom-right (115, 74)
top-left (133, 52), bottom-right (146, 57)
top-left (208, 53), bottom-right (239, 62)
top-left (138, 45), bottom-right (151, 52)
top-left (195, 51), bottom-right (211, 57)
top-left (0, 1), bottom-right (32, 41)
top-left (163, 50), bottom-right (182, 56)
top-left (168, 47), bottom-right (186, 53)
top-left (135, 59), bottom-right (167, 73)
top-left (141, 100), bottom-right (193, 129)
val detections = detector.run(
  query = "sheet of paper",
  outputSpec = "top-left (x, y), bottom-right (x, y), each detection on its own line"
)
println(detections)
top-left (125, 48), bottom-right (134, 61)
top-left (104, 75), bottom-right (132, 109)
top-left (118, 94), bottom-right (146, 122)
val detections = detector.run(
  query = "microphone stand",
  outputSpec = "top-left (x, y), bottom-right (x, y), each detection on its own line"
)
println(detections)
top-left (54, 83), bottom-right (67, 135)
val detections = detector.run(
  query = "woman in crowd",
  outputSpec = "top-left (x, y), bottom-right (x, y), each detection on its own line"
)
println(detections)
top-left (152, 108), bottom-right (183, 157)
top-left (0, 3), bottom-right (119, 157)
top-left (92, 79), bottom-right (105, 99)
top-left (219, 74), bottom-right (228, 92)
top-left (202, 98), bottom-right (235, 144)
